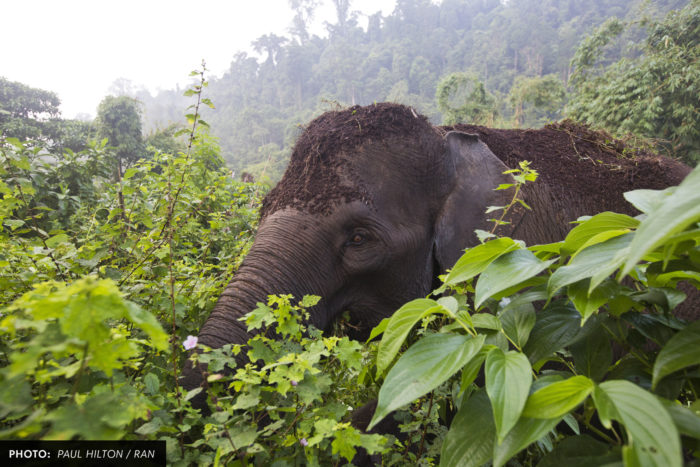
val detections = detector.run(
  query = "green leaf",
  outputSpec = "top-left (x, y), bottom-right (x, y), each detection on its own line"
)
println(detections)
top-left (367, 317), bottom-right (389, 342)
top-left (523, 302), bottom-right (582, 364)
top-left (471, 313), bottom-right (500, 330)
top-left (570, 320), bottom-right (612, 382)
top-left (444, 237), bottom-right (521, 286)
top-left (624, 187), bottom-right (675, 214)
top-left (622, 165), bottom-right (700, 277)
top-left (658, 398), bottom-right (700, 440)
top-left (652, 320), bottom-right (700, 389)
top-left (229, 425), bottom-right (258, 450)
top-left (521, 375), bottom-right (594, 419)
top-left (595, 380), bottom-right (682, 467)
top-left (475, 249), bottom-right (555, 309)
top-left (499, 302), bottom-right (536, 349)
top-left (45, 233), bottom-right (69, 248)
top-left (561, 212), bottom-right (639, 255)
top-left (460, 346), bottom-right (491, 392)
top-left (492, 415), bottom-right (562, 467)
top-left (143, 373), bottom-right (159, 395)
top-left (3, 219), bottom-right (25, 230)
top-left (375, 298), bottom-right (444, 375)
top-left (572, 229), bottom-right (632, 259)
top-left (548, 233), bottom-right (633, 297)
top-left (441, 390), bottom-right (495, 467)
top-left (567, 279), bottom-right (622, 324)
top-left (536, 435), bottom-right (621, 467)
top-left (485, 347), bottom-right (532, 441)
top-left (122, 168), bottom-right (137, 180)
top-left (369, 333), bottom-right (484, 430)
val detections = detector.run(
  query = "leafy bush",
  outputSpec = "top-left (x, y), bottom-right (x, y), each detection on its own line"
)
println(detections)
top-left (0, 67), bottom-right (392, 466)
top-left (154, 294), bottom-right (387, 465)
top-left (369, 163), bottom-right (700, 466)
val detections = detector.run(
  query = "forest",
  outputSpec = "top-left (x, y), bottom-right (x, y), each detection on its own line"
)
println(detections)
top-left (1, 0), bottom-right (700, 465)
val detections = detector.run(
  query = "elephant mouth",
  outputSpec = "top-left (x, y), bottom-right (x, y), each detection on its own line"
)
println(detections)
top-left (328, 307), bottom-right (380, 342)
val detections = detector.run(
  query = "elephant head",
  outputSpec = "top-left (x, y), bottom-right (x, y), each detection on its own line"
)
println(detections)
top-left (191, 105), bottom-right (522, 348)
top-left (181, 103), bottom-right (574, 395)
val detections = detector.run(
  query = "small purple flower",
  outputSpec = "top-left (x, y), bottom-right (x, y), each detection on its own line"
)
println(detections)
top-left (183, 335), bottom-right (198, 350)
top-left (300, 438), bottom-right (308, 447)
top-left (290, 380), bottom-right (298, 387)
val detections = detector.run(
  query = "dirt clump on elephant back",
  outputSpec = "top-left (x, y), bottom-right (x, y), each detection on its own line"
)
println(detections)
top-left (261, 103), bottom-right (443, 218)
top-left (443, 120), bottom-right (691, 217)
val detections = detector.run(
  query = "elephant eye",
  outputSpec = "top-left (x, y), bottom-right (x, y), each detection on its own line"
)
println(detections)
top-left (347, 230), bottom-right (368, 246)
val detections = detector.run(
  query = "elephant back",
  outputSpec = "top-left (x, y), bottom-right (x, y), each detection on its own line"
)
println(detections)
top-left (441, 120), bottom-right (691, 222)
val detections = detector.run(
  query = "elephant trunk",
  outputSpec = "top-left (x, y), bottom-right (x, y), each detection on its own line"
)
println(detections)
top-left (182, 215), bottom-right (335, 401)
top-left (196, 266), bottom-right (270, 349)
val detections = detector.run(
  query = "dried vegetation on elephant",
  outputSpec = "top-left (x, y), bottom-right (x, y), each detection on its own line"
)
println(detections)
top-left (444, 120), bottom-right (691, 218)
top-left (264, 103), bottom-right (690, 221)
top-left (261, 103), bottom-right (443, 217)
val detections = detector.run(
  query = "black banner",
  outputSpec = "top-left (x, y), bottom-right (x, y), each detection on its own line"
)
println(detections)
top-left (0, 441), bottom-right (165, 466)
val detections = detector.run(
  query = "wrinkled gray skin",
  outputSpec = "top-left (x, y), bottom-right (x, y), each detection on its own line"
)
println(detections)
top-left (181, 125), bottom-right (571, 396)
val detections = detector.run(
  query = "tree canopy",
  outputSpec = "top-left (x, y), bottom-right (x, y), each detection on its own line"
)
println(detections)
top-left (567, 1), bottom-right (700, 163)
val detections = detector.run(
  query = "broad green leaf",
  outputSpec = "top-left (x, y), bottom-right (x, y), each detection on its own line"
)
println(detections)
top-left (658, 398), bottom-right (700, 440)
top-left (437, 296), bottom-right (458, 314)
top-left (375, 298), bottom-right (443, 375)
top-left (441, 390), bottom-right (495, 467)
top-left (143, 373), bottom-right (159, 395)
top-left (572, 229), bottom-right (632, 259)
top-left (492, 414), bottom-right (562, 467)
top-left (622, 164), bottom-right (700, 277)
top-left (548, 233), bottom-right (633, 297)
top-left (561, 212), bottom-right (639, 255)
top-left (652, 320), bottom-right (700, 389)
top-left (45, 233), bottom-right (69, 248)
top-left (475, 249), bottom-right (555, 309)
top-left (521, 375), bottom-right (594, 419)
top-left (444, 237), bottom-right (521, 286)
top-left (485, 347), bottom-right (532, 441)
top-left (570, 321), bottom-right (612, 381)
top-left (471, 313), bottom-right (500, 330)
top-left (460, 346), bottom-right (491, 392)
top-left (595, 380), bottom-right (682, 467)
top-left (367, 317), bottom-right (389, 342)
top-left (567, 278), bottom-right (621, 324)
top-left (536, 435), bottom-right (621, 467)
top-left (369, 333), bottom-right (484, 430)
top-left (523, 302), bottom-right (582, 364)
top-left (3, 219), bottom-right (25, 230)
top-left (624, 187), bottom-right (675, 214)
top-left (499, 302), bottom-right (535, 348)
top-left (528, 241), bottom-right (562, 255)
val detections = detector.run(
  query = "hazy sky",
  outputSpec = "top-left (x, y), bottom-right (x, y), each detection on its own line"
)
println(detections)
top-left (1, 0), bottom-right (396, 119)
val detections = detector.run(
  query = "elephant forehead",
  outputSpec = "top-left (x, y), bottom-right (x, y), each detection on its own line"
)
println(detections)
top-left (261, 155), bottom-right (371, 218)
top-left (260, 103), bottom-right (443, 219)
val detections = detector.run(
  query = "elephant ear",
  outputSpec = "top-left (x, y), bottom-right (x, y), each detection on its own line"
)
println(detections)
top-left (433, 131), bottom-right (520, 271)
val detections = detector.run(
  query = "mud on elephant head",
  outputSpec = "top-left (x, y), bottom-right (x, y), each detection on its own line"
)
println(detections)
top-left (183, 103), bottom-right (691, 392)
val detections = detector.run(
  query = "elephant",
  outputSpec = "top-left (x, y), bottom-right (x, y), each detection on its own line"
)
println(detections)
top-left (181, 102), bottom-right (691, 398)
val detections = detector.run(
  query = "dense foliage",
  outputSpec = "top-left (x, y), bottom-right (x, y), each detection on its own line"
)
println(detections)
top-left (368, 162), bottom-right (700, 466)
top-left (2, 69), bottom-right (700, 464)
top-left (567, 0), bottom-right (700, 164)
top-left (0, 75), bottom-right (258, 453)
